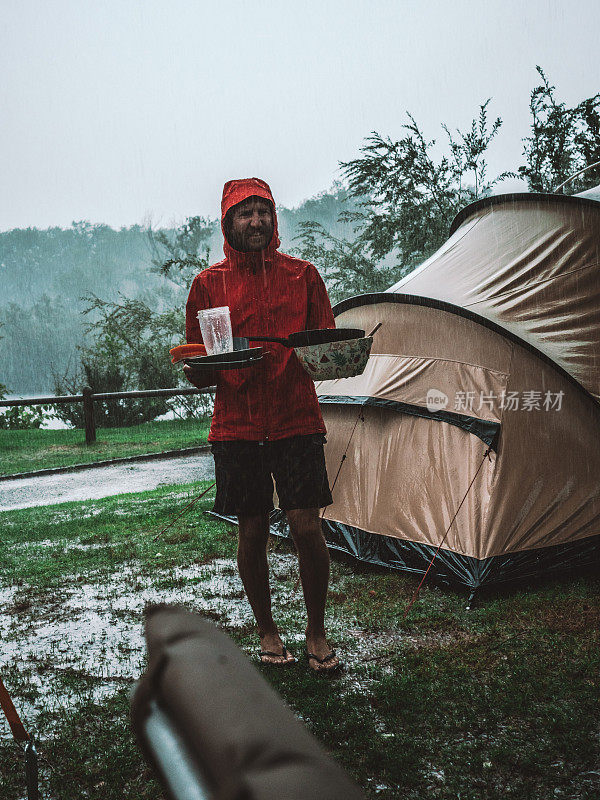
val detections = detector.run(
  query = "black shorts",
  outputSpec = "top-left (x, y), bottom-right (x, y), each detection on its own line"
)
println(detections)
top-left (210, 434), bottom-right (333, 516)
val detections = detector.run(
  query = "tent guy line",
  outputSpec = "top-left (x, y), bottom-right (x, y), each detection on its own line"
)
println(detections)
top-left (403, 446), bottom-right (493, 617)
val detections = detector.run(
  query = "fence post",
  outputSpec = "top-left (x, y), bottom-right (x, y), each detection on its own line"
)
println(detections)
top-left (83, 386), bottom-right (96, 445)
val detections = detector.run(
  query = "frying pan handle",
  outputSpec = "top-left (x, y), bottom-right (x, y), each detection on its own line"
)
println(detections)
top-left (247, 335), bottom-right (291, 346)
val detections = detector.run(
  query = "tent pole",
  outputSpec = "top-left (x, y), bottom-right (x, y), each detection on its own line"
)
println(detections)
top-left (553, 160), bottom-right (600, 193)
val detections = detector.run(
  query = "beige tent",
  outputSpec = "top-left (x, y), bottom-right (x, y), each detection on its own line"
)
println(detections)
top-left (314, 190), bottom-right (600, 590)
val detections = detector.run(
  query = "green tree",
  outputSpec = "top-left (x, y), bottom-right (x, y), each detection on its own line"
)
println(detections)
top-left (295, 100), bottom-right (511, 299)
top-left (296, 70), bottom-right (600, 304)
top-left (53, 216), bottom-right (218, 427)
top-left (0, 324), bottom-right (6, 401)
top-left (0, 405), bottom-right (50, 429)
top-left (342, 101), bottom-right (510, 262)
top-left (0, 324), bottom-right (52, 428)
top-left (148, 215), bottom-right (216, 292)
top-left (293, 222), bottom-right (397, 305)
top-left (518, 66), bottom-right (600, 193)
top-left (0, 324), bottom-right (9, 421)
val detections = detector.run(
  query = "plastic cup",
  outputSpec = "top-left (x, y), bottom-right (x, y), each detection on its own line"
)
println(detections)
top-left (197, 306), bottom-right (233, 355)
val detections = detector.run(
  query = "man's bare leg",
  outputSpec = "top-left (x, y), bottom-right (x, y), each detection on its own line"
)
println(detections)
top-left (286, 507), bottom-right (340, 672)
top-left (237, 513), bottom-right (295, 664)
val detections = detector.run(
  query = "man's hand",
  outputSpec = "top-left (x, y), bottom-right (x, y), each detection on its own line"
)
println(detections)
top-left (183, 364), bottom-right (217, 390)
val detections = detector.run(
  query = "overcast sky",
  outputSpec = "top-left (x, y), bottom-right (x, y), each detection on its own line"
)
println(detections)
top-left (1, 0), bottom-right (599, 231)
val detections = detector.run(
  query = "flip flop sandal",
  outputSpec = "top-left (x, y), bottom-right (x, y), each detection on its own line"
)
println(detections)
top-left (258, 645), bottom-right (295, 666)
top-left (306, 649), bottom-right (342, 674)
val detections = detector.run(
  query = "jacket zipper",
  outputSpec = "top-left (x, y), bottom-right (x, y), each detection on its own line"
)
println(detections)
top-left (260, 265), bottom-right (271, 442)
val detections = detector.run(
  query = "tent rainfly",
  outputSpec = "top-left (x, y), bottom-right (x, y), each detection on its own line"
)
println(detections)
top-left (314, 190), bottom-right (600, 591)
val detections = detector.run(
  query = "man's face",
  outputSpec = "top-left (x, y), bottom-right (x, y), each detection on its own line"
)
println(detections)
top-left (227, 196), bottom-right (274, 252)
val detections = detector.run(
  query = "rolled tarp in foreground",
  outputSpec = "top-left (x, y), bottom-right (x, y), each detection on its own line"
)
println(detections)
top-left (313, 191), bottom-right (600, 591)
top-left (131, 605), bottom-right (365, 800)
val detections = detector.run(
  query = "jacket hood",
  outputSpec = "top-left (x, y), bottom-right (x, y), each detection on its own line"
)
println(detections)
top-left (221, 177), bottom-right (280, 271)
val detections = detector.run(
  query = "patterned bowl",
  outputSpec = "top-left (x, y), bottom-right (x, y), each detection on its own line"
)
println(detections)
top-left (294, 336), bottom-right (373, 381)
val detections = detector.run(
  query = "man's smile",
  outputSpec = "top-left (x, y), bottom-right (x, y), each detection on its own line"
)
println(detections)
top-left (227, 196), bottom-right (275, 252)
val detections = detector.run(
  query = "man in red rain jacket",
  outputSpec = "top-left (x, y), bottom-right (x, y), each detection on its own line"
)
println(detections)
top-left (184, 178), bottom-right (340, 673)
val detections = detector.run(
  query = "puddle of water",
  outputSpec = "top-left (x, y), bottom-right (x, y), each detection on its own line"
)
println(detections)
top-left (13, 538), bottom-right (109, 553)
top-left (0, 553), bottom-right (299, 739)
top-left (0, 544), bottom-right (458, 742)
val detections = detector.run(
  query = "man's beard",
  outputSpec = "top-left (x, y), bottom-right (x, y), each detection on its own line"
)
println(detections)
top-left (228, 227), bottom-right (273, 253)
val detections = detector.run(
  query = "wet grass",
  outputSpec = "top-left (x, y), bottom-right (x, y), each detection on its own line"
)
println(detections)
top-left (0, 485), bottom-right (599, 799)
top-left (0, 482), bottom-right (234, 591)
top-left (1, 689), bottom-right (162, 800)
top-left (0, 417), bottom-right (211, 476)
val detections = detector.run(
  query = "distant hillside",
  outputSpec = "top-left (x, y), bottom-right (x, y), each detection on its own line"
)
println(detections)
top-left (0, 187), bottom-right (359, 394)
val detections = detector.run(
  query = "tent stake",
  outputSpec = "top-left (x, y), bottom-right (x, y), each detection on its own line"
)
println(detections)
top-left (465, 589), bottom-right (478, 611)
top-left (24, 740), bottom-right (39, 800)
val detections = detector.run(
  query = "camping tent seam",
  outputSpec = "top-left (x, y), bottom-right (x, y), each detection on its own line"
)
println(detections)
top-left (364, 352), bottom-right (510, 377)
top-left (448, 191), bottom-right (600, 236)
top-left (460, 260), bottom-right (600, 308)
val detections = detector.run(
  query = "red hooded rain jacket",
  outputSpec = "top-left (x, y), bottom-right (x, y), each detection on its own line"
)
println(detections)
top-left (185, 178), bottom-right (335, 442)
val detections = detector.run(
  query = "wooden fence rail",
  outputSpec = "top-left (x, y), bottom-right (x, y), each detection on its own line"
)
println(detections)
top-left (0, 386), bottom-right (215, 445)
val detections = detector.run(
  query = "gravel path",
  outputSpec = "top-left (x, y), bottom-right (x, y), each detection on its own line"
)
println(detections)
top-left (0, 453), bottom-right (215, 511)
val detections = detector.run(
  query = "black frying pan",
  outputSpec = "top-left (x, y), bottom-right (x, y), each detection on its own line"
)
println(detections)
top-left (235, 327), bottom-right (365, 349)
